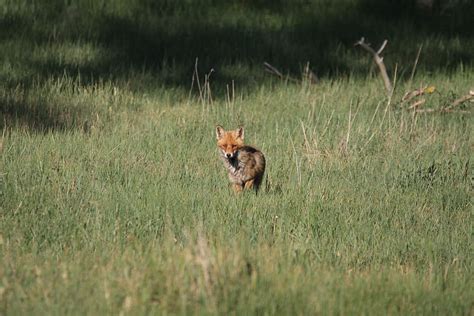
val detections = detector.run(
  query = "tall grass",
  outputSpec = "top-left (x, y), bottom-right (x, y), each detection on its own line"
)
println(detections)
top-left (1, 0), bottom-right (473, 314)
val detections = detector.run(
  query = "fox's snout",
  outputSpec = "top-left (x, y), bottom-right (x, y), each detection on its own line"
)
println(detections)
top-left (224, 150), bottom-right (236, 159)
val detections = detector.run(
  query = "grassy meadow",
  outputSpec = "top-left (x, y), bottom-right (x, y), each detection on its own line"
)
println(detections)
top-left (1, 0), bottom-right (473, 314)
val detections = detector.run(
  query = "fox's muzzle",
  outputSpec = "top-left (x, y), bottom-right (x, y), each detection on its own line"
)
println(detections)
top-left (222, 150), bottom-right (237, 160)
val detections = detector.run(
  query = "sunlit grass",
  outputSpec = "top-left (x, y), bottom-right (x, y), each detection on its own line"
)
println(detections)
top-left (1, 70), bottom-right (472, 314)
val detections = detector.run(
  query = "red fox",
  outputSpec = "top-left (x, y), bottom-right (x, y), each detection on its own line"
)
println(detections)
top-left (216, 125), bottom-right (266, 193)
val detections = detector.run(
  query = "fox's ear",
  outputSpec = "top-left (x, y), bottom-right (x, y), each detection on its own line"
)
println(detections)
top-left (236, 127), bottom-right (244, 140)
top-left (216, 125), bottom-right (225, 140)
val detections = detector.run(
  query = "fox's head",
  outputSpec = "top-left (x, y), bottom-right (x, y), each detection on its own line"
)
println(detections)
top-left (216, 125), bottom-right (244, 159)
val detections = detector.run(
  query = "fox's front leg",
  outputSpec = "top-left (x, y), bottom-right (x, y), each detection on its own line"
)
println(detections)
top-left (232, 183), bottom-right (243, 193)
top-left (244, 179), bottom-right (255, 190)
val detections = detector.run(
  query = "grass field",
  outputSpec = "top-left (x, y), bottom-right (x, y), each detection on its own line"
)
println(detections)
top-left (1, 0), bottom-right (473, 314)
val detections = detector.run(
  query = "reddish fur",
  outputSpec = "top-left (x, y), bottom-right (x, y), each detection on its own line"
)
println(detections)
top-left (216, 125), bottom-right (266, 193)
top-left (217, 130), bottom-right (244, 157)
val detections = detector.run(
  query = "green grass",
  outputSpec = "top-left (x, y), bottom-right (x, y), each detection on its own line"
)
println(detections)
top-left (1, 0), bottom-right (473, 314)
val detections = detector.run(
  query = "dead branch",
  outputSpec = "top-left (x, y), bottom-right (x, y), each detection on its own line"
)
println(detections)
top-left (404, 88), bottom-right (473, 114)
top-left (444, 91), bottom-right (474, 111)
top-left (416, 108), bottom-right (471, 114)
top-left (263, 62), bottom-right (283, 78)
top-left (414, 108), bottom-right (436, 113)
top-left (408, 98), bottom-right (426, 109)
top-left (402, 86), bottom-right (427, 102)
top-left (401, 86), bottom-right (436, 109)
top-left (263, 62), bottom-right (300, 83)
top-left (355, 37), bottom-right (393, 96)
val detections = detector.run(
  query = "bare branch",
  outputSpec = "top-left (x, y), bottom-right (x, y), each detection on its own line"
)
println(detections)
top-left (416, 108), bottom-right (471, 114)
top-left (408, 98), bottom-right (426, 109)
top-left (444, 91), bottom-right (474, 111)
top-left (263, 62), bottom-right (284, 79)
top-left (402, 86), bottom-right (427, 102)
top-left (355, 37), bottom-right (393, 96)
top-left (403, 88), bottom-right (472, 114)
top-left (263, 62), bottom-right (300, 83)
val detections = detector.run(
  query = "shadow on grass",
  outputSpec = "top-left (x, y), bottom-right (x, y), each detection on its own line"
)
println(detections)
top-left (1, 0), bottom-right (473, 131)
top-left (0, 93), bottom-right (90, 132)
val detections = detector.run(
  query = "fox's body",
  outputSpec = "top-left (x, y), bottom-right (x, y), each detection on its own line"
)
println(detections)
top-left (216, 126), bottom-right (265, 193)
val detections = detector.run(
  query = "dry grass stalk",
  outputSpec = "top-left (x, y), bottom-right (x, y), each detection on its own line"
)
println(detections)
top-left (189, 58), bottom-right (214, 106)
top-left (409, 44), bottom-right (423, 85)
